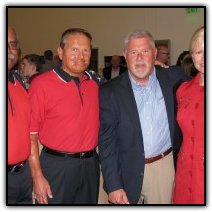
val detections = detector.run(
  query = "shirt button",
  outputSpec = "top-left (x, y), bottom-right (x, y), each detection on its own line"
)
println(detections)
top-left (190, 155), bottom-right (193, 160)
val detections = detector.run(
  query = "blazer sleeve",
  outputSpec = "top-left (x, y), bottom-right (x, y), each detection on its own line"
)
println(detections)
top-left (98, 84), bottom-right (124, 193)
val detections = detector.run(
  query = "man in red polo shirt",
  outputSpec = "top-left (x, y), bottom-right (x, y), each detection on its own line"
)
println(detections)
top-left (8, 24), bottom-right (32, 204)
top-left (28, 28), bottom-right (101, 204)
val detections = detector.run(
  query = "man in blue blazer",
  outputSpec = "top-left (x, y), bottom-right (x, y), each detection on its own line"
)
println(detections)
top-left (98, 30), bottom-right (188, 204)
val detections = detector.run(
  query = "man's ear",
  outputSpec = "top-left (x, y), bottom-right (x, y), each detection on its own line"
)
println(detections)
top-left (57, 46), bottom-right (63, 60)
top-left (31, 64), bottom-right (36, 72)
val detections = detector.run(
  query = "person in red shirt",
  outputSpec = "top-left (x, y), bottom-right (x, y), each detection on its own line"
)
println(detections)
top-left (174, 26), bottom-right (204, 204)
top-left (8, 24), bottom-right (32, 204)
top-left (28, 28), bottom-right (101, 204)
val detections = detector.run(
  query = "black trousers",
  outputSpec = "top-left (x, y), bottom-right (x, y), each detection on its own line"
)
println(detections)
top-left (38, 149), bottom-right (100, 204)
top-left (8, 161), bottom-right (32, 205)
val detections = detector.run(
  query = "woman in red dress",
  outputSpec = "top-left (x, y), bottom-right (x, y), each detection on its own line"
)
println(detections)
top-left (174, 26), bottom-right (204, 204)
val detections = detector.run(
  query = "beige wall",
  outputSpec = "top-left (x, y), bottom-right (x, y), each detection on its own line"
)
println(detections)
top-left (8, 7), bottom-right (204, 68)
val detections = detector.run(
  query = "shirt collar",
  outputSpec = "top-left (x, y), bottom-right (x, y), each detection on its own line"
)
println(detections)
top-left (8, 70), bottom-right (16, 84)
top-left (129, 67), bottom-right (156, 90)
top-left (54, 65), bottom-right (89, 83)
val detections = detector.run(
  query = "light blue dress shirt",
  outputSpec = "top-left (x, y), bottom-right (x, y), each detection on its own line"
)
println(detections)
top-left (129, 69), bottom-right (172, 157)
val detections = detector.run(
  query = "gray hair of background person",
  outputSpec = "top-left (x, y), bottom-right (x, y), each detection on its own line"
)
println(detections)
top-left (22, 54), bottom-right (42, 73)
top-left (59, 28), bottom-right (92, 50)
top-left (124, 30), bottom-right (155, 51)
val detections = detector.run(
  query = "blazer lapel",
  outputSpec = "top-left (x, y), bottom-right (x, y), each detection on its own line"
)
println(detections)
top-left (156, 68), bottom-right (175, 143)
top-left (119, 73), bottom-right (142, 131)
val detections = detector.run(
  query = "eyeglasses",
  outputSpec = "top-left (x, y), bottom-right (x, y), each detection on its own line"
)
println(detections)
top-left (8, 41), bottom-right (20, 50)
top-left (159, 52), bottom-right (170, 55)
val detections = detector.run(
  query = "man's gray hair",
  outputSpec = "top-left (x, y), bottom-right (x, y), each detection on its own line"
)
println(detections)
top-left (124, 30), bottom-right (155, 51)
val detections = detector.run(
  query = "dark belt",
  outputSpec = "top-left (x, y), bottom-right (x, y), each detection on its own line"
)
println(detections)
top-left (43, 146), bottom-right (96, 159)
top-left (145, 147), bottom-right (172, 164)
top-left (8, 161), bottom-right (26, 173)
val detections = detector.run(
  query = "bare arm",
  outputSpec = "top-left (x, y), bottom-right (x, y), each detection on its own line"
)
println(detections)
top-left (28, 134), bottom-right (53, 204)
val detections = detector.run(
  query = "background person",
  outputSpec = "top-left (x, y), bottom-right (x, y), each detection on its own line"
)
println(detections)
top-left (181, 56), bottom-right (198, 79)
top-left (21, 54), bottom-right (42, 89)
top-left (41, 49), bottom-right (53, 73)
top-left (176, 50), bottom-right (190, 67)
top-left (103, 54), bottom-right (127, 80)
top-left (156, 44), bottom-right (170, 65)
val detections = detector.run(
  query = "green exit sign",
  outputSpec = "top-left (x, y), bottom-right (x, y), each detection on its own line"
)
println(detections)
top-left (186, 8), bottom-right (199, 13)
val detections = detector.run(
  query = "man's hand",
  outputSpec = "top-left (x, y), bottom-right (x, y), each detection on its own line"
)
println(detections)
top-left (108, 189), bottom-right (130, 204)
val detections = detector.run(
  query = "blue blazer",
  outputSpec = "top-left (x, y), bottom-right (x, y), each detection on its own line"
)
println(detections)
top-left (98, 65), bottom-right (188, 204)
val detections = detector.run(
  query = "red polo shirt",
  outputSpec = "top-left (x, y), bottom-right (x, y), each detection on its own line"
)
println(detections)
top-left (28, 68), bottom-right (99, 152)
top-left (8, 78), bottom-right (31, 164)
